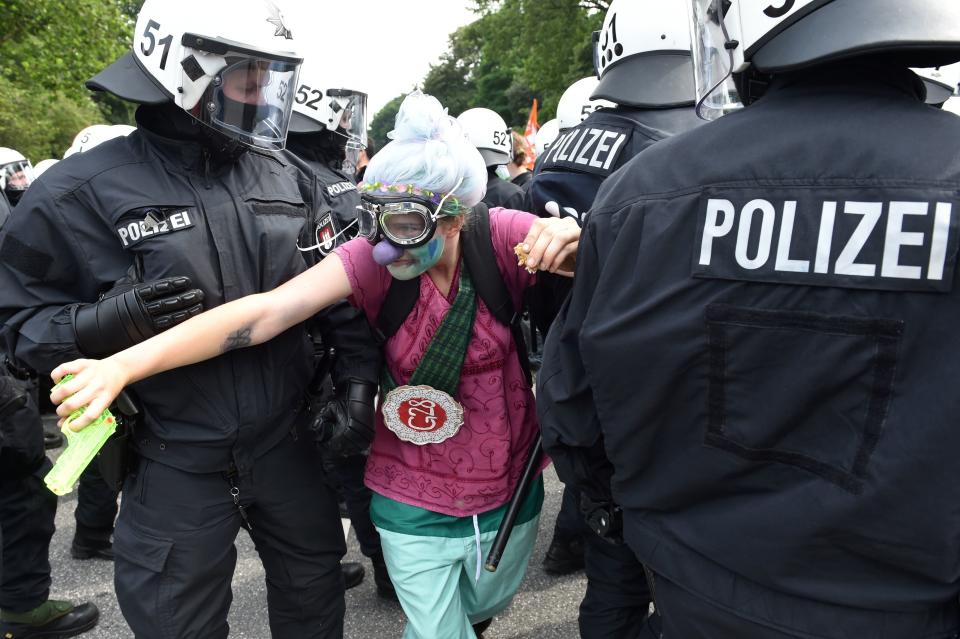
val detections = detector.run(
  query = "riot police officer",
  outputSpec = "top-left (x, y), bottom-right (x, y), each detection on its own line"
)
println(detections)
top-left (457, 107), bottom-right (527, 210)
top-left (540, 1), bottom-right (960, 637)
top-left (285, 58), bottom-right (391, 598)
top-left (0, 1), bottom-right (350, 636)
top-left (533, 2), bottom-right (704, 636)
top-left (0, 148), bottom-right (34, 207)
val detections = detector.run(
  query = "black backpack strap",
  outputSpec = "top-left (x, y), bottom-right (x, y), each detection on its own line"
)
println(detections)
top-left (462, 204), bottom-right (533, 386)
top-left (375, 276), bottom-right (419, 342)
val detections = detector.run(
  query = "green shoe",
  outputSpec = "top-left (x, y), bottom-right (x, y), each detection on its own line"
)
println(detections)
top-left (0, 600), bottom-right (99, 638)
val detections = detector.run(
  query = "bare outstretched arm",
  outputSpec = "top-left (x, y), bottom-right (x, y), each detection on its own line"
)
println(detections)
top-left (50, 254), bottom-right (353, 429)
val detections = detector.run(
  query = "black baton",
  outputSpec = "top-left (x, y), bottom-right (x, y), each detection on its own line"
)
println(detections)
top-left (484, 435), bottom-right (543, 572)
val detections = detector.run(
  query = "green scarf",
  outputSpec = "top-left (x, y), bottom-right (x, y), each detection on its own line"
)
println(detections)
top-left (382, 261), bottom-right (477, 397)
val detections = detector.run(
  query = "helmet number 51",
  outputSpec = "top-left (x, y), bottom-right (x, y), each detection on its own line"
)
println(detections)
top-left (764, 0), bottom-right (796, 18)
top-left (141, 20), bottom-right (173, 71)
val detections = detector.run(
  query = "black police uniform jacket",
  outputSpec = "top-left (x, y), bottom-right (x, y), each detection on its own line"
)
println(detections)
top-left (539, 65), bottom-right (960, 632)
top-left (529, 105), bottom-right (703, 222)
top-left (0, 106), bottom-right (317, 474)
top-left (482, 171), bottom-right (526, 211)
top-left (283, 140), bottom-right (381, 390)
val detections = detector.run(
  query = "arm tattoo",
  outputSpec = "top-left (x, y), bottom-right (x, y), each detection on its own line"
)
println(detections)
top-left (221, 326), bottom-right (253, 353)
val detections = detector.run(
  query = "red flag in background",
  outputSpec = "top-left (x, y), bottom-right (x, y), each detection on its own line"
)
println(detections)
top-left (523, 99), bottom-right (539, 169)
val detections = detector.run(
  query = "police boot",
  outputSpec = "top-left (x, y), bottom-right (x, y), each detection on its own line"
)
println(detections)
top-left (70, 537), bottom-right (114, 561)
top-left (371, 552), bottom-right (398, 602)
top-left (0, 600), bottom-right (99, 638)
top-left (70, 524), bottom-right (114, 561)
top-left (542, 535), bottom-right (585, 576)
top-left (472, 618), bottom-right (493, 637)
top-left (342, 561), bottom-right (365, 590)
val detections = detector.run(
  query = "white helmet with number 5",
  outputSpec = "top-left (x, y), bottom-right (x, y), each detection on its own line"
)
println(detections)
top-left (86, 0), bottom-right (303, 151)
top-left (556, 77), bottom-right (615, 131)
top-left (456, 108), bottom-right (513, 168)
top-left (690, 0), bottom-right (960, 119)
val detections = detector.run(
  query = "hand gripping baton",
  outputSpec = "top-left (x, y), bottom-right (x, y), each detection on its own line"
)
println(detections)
top-left (44, 374), bottom-right (117, 496)
top-left (484, 435), bottom-right (543, 572)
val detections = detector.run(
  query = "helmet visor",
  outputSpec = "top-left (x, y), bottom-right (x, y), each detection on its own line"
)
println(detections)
top-left (328, 90), bottom-right (368, 175)
top-left (0, 160), bottom-right (34, 192)
top-left (690, 0), bottom-right (743, 120)
top-left (204, 56), bottom-right (300, 151)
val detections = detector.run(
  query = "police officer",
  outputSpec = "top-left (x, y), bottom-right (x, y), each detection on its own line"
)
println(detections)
top-left (533, 3), bottom-right (705, 636)
top-left (285, 58), bottom-right (391, 597)
top-left (457, 107), bottom-right (527, 210)
top-left (0, 1), bottom-right (350, 637)
top-left (0, 189), bottom-right (10, 228)
top-left (0, 221), bottom-right (99, 639)
top-left (0, 148), bottom-right (34, 207)
top-left (541, 0), bottom-right (960, 636)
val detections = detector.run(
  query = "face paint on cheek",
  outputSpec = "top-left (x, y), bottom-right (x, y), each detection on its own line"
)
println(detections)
top-left (386, 235), bottom-right (446, 281)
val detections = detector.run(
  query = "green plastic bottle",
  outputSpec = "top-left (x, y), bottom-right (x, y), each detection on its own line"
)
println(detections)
top-left (44, 374), bottom-right (117, 496)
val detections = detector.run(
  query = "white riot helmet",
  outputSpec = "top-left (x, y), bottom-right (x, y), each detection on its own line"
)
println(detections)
top-left (944, 97), bottom-right (960, 117)
top-left (592, 0), bottom-right (695, 107)
top-left (557, 77), bottom-right (616, 131)
top-left (63, 124), bottom-right (136, 158)
top-left (32, 159), bottom-right (59, 178)
top-left (456, 108), bottom-right (512, 167)
top-left (912, 63), bottom-right (960, 106)
top-left (86, 0), bottom-right (303, 151)
top-left (289, 56), bottom-right (368, 173)
top-left (535, 119), bottom-right (560, 156)
top-left (0, 147), bottom-right (34, 197)
top-left (690, 0), bottom-right (960, 120)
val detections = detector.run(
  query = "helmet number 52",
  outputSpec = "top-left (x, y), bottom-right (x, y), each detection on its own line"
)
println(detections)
top-left (764, 0), bottom-right (795, 18)
top-left (296, 85), bottom-right (324, 110)
top-left (141, 20), bottom-right (173, 71)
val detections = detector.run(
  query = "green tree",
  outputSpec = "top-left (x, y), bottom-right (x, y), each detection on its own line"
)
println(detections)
top-left (0, 0), bottom-right (134, 159)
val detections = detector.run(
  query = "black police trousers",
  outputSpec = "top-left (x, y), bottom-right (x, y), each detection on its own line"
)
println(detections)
top-left (326, 453), bottom-right (381, 558)
top-left (0, 457), bottom-right (56, 613)
top-left (641, 572), bottom-right (960, 639)
top-left (113, 430), bottom-right (346, 639)
top-left (580, 531), bottom-right (650, 639)
top-left (74, 461), bottom-right (119, 545)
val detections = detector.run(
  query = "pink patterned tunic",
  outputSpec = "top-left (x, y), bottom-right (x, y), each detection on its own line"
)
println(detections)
top-left (333, 207), bottom-right (543, 517)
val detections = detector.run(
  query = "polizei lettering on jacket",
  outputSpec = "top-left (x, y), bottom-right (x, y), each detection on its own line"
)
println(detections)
top-left (326, 181), bottom-right (357, 197)
top-left (541, 124), bottom-right (631, 177)
top-left (692, 188), bottom-right (959, 292)
top-left (116, 207), bottom-right (195, 248)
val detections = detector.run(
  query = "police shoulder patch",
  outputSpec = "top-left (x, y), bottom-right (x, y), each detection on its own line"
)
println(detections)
top-left (692, 187), bottom-right (959, 292)
top-left (115, 206), bottom-right (196, 249)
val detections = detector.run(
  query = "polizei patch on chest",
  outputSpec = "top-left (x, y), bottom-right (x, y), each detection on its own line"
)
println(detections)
top-left (115, 207), bottom-right (195, 248)
top-left (692, 188), bottom-right (959, 292)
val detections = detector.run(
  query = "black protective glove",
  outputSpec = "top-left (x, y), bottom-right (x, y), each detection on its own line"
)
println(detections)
top-left (580, 492), bottom-right (624, 545)
top-left (73, 276), bottom-right (204, 357)
top-left (312, 379), bottom-right (377, 457)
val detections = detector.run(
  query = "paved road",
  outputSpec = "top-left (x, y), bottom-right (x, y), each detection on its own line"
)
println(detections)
top-left (46, 456), bottom-right (586, 638)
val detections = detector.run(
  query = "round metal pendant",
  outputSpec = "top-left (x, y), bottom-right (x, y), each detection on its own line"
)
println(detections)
top-left (382, 385), bottom-right (465, 446)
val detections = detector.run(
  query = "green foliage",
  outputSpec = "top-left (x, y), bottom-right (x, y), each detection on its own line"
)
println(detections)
top-left (0, 0), bottom-right (135, 159)
top-left (0, 77), bottom-right (102, 160)
top-left (377, 0), bottom-right (608, 131)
